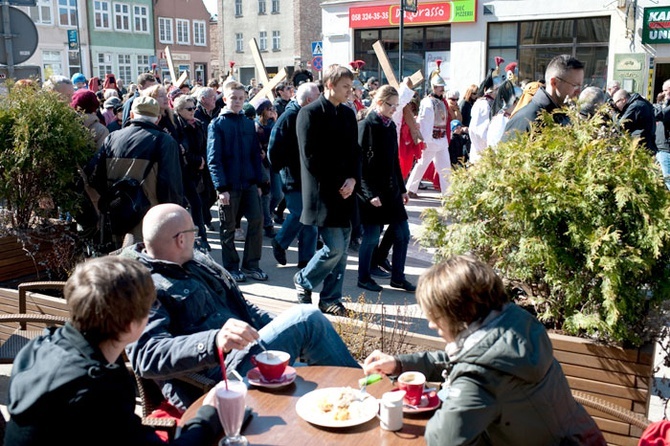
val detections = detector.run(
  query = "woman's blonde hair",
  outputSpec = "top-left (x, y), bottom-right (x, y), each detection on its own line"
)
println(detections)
top-left (373, 85), bottom-right (398, 109)
top-left (416, 255), bottom-right (508, 338)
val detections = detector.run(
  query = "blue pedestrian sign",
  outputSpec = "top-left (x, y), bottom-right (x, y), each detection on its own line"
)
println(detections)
top-left (311, 41), bottom-right (323, 57)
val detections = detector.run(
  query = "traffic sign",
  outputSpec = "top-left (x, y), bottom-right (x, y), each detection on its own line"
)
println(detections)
top-left (312, 56), bottom-right (323, 71)
top-left (0, 6), bottom-right (39, 65)
top-left (311, 41), bottom-right (323, 56)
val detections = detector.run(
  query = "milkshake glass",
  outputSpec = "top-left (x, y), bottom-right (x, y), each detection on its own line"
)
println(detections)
top-left (214, 380), bottom-right (249, 446)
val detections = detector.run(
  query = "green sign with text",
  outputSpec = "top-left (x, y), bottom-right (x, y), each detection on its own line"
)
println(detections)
top-left (642, 6), bottom-right (670, 45)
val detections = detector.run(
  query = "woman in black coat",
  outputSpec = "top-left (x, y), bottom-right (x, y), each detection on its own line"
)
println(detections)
top-left (357, 85), bottom-right (415, 292)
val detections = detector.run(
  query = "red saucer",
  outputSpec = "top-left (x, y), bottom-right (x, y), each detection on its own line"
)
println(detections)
top-left (247, 366), bottom-right (297, 388)
top-left (392, 388), bottom-right (441, 413)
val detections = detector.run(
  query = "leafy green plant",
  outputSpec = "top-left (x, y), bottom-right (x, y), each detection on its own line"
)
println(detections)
top-left (0, 81), bottom-right (95, 229)
top-left (420, 107), bottom-right (670, 346)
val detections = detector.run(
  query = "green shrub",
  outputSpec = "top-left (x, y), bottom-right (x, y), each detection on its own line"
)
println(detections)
top-left (0, 82), bottom-right (95, 229)
top-left (420, 107), bottom-right (670, 346)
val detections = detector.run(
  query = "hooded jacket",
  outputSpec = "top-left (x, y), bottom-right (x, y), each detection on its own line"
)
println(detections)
top-left (5, 323), bottom-right (221, 446)
top-left (397, 304), bottom-right (605, 446)
top-left (618, 93), bottom-right (658, 154)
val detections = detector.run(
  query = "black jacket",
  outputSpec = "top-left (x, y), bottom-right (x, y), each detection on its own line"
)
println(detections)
top-left (5, 323), bottom-right (221, 446)
top-left (357, 110), bottom-right (407, 225)
top-left (268, 99), bottom-right (302, 191)
top-left (618, 93), bottom-right (657, 153)
top-left (501, 88), bottom-right (567, 143)
top-left (297, 95), bottom-right (361, 227)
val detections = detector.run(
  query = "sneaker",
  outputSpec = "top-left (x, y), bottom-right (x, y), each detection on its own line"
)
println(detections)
top-left (241, 267), bottom-right (268, 281)
top-left (407, 191), bottom-right (419, 199)
top-left (370, 266), bottom-right (391, 279)
top-left (319, 300), bottom-right (347, 317)
top-left (271, 238), bottom-right (287, 265)
top-left (264, 226), bottom-right (276, 238)
top-left (390, 278), bottom-right (416, 292)
top-left (234, 227), bottom-right (246, 241)
top-left (357, 278), bottom-right (383, 292)
top-left (378, 258), bottom-right (393, 273)
top-left (228, 269), bottom-right (247, 282)
top-left (294, 272), bottom-right (312, 304)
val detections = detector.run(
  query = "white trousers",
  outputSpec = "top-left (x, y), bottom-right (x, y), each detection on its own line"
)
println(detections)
top-left (405, 143), bottom-right (451, 194)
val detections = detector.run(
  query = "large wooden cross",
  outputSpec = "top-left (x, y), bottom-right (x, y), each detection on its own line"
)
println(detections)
top-left (372, 40), bottom-right (423, 89)
top-left (247, 38), bottom-right (287, 108)
top-left (164, 46), bottom-right (189, 87)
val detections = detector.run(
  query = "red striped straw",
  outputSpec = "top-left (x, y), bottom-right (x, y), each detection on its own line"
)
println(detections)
top-left (218, 347), bottom-right (229, 391)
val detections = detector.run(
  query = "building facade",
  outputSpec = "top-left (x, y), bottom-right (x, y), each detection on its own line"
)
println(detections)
top-left (322, 0), bottom-right (670, 99)
top-left (154, 0), bottom-right (212, 85)
top-left (87, 0), bottom-right (155, 86)
top-left (17, 0), bottom-right (91, 81)
top-left (217, 0), bottom-right (323, 85)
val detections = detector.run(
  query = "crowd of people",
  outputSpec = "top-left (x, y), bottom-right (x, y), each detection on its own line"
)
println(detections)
top-left (8, 54), bottom-right (670, 445)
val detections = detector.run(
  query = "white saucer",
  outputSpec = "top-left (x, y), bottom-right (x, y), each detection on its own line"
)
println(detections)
top-left (247, 366), bottom-right (297, 388)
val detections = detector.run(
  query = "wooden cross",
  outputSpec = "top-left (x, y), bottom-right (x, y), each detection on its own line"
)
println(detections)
top-left (247, 37), bottom-right (287, 108)
top-left (164, 46), bottom-right (189, 87)
top-left (372, 40), bottom-right (423, 89)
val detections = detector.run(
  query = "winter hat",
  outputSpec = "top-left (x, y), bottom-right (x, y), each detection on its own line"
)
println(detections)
top-left (131, 96), bottom-right (160, 118)
top-left (71, 72), bottom-right (86, 85)
top-left (255, 99), bottom-right (272, 116)
top-left (103, 96), bottom-right (121, 109)
top-left (70, 89), bottom-right (100, 114)
top-left (242, 102), bottom-right (256, 119)
top-left (450, 119), bottom-right (463, 133)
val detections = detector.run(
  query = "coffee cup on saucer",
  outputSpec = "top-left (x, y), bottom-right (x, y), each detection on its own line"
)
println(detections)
top-left (250, 350), bottom-right (290, 382)
top-left (397, 371), bottom-right (426, 406)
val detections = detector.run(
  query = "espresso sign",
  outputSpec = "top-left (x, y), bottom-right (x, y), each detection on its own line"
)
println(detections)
top-left (642, 6), bottom-right (670, 45)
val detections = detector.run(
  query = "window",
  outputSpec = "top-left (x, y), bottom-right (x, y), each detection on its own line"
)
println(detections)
top-left (43, 51), bottom-right (63, 78)
top-left (118, 54), bottom-right (132, 85)
top-left (259, 31), bottom-right (267, 51)
top-left (113, 3), bottom-right (130, 31)
top-left (194, 63), bottom-right (206, 84)
top-left (30, 0), bottom-right (52, 25)
top-left (258, 0), bottom-right (266, 14)
top-left (193, 20), bottom-right (206, 46)
top-left (236, 33), bottom-right (244, 52)
top-left (58, 0), bottom-right (77, 27)
top-left (235, 0), bottom-right (242, 16)
top-left (97, 53), bottom-right (113, 79)
top-left (176, 19), bottom-right (190, 45)
top-left (133, 5), bottom-right (149, 33)
top-left (272, 30), bottom-right (281, 51)
top-left (137, 55), bottom-right (150, 76)
top-left (68, 50), bottom-right (80, 77)
top-left (487, 17), bottom-right (610, 88)
top-left (93, 1), bottom-right (111, 29)
top-left (271, 0), bottom-right (279, 13)
top-left (158, 17), bottom-right (173, 43)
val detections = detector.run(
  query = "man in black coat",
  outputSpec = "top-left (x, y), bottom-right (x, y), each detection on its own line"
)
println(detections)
top-left (294, 65), bottom-right (361, 316)
top-left (502, 55), bottom-right (584, 143)
top-left (613, 89), bottom-right (657, 154)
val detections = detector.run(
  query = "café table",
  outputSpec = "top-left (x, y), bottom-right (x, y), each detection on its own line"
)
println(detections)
top-left (180, 366), bottom-right (434, 445)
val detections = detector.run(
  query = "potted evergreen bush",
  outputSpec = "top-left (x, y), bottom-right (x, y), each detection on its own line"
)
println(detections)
top-left (0, 81), bottom-right (95, 282)
top-left (419, 106), bottom-right (670, 439)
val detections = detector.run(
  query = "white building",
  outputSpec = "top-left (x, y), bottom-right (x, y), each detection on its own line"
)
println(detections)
top-left (321, 0), bottom-right (670, 99)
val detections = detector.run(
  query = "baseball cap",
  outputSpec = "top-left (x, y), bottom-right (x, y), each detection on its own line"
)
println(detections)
top-left (132, 96), bottom-right (160, 118)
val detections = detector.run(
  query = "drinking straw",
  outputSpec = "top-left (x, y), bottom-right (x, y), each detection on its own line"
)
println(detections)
top-left (218, 347), bottom-right (229, 391)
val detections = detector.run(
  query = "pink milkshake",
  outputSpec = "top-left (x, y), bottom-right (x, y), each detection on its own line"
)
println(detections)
top-left (214, 381), bottom-right (248, 446)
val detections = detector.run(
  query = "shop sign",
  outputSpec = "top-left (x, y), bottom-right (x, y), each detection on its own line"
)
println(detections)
top-left (642, 6), bottom-right (670, 45)
top-left (349, 0), bottom-right (476, 29)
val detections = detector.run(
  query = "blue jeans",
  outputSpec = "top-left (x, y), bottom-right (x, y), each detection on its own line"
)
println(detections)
top-left (657, 151), bottom-right (670, 191)
top-left (360, 221), bottom-right (410, 283)
top-left (295, 226), bottom-right (351, 303)
top-left (275, 191), bottom-right (318, 264)
top-left (270, 171), bottom-right (284, 215)
top-left (223, 306), bottom-right (360, 377)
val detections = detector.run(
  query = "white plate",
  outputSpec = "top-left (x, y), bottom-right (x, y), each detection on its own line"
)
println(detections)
top-left (295, 387), bottom-right (379, 428)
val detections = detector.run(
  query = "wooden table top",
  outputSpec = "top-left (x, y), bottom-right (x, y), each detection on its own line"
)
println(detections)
top-left (180, 366), bottom-right (433, 445)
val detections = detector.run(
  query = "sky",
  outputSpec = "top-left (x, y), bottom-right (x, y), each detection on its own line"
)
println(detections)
top-left (203, 0), bottom-right (217, 16)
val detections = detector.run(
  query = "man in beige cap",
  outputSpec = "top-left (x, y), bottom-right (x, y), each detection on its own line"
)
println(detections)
top-left (88, 96), bottom-right (184, 251)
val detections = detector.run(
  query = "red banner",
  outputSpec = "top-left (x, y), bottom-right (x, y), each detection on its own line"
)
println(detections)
top-left (350, 2), bottom-right (456, 29)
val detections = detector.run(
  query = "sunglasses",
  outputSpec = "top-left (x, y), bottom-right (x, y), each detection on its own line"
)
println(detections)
top-left (183, 107), bottom-right (196, 111)
top-left (173, 227), bottom-right (199, 239)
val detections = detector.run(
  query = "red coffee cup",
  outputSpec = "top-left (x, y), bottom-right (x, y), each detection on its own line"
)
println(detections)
top-left (397, 371), bottom-right (426, 406)
top-left (250, 350), bottom-right (290, 382)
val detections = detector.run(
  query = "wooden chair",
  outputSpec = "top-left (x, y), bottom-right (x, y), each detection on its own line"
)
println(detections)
top-left (0, 281), bottom-right (68, 364)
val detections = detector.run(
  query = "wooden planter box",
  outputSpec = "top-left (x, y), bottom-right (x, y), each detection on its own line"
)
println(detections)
top-left (0, 235), bottom-right (44, 284)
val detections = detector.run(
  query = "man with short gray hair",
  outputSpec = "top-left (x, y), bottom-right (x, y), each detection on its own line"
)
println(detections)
top-left (193, 86), bottom-right (219, 126)
top-left (267, 82), bottom-right (320, 268)
top-left (43, 75), bottom-right (74, 102)
top-left (612, 88), bottom-right (657, 153)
